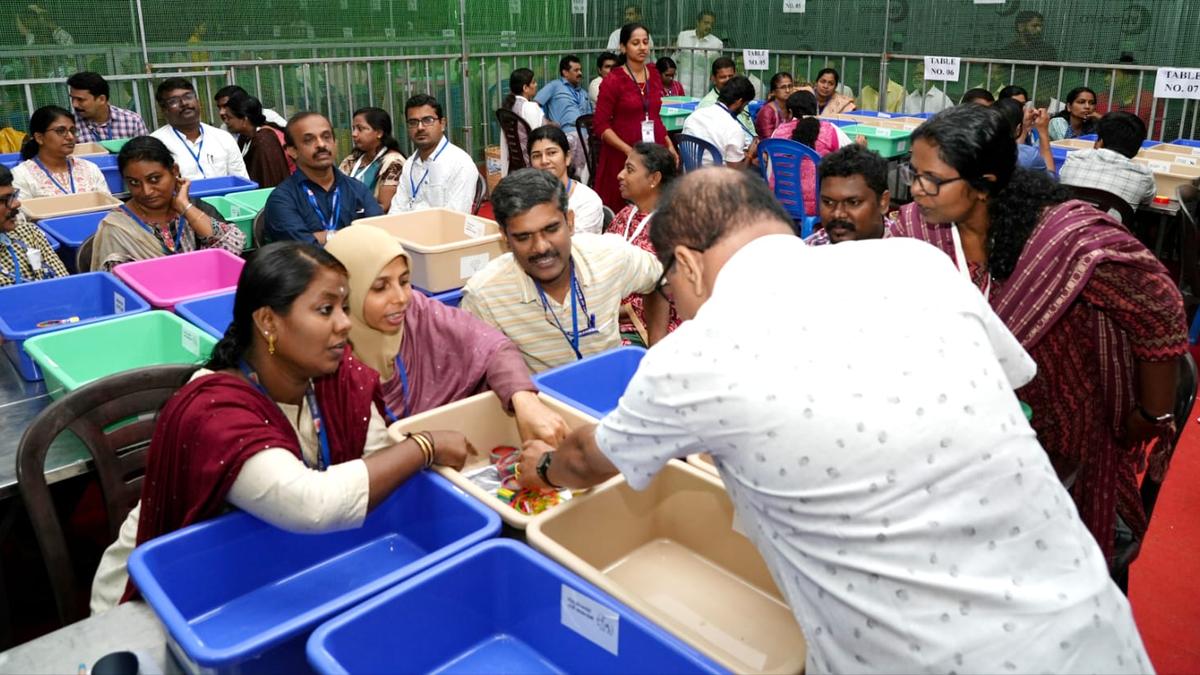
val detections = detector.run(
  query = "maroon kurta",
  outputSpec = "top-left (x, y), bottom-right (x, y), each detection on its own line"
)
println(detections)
top-left (593, 63), bottom-right (668, 210)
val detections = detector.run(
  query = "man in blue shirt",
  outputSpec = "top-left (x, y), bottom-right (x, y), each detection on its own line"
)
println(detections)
top-left (263, 112), bottom-right (383, 244)
top-left (535, 55), bottom-right (592, 135)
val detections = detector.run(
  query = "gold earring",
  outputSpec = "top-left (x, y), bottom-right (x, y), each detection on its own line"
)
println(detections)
top-left (267, 333), bottom-right (276, 355)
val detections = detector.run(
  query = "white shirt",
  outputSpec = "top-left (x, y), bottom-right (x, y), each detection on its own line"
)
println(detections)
top-left (389, 136), bottom-right (478, 214)
top-left (682, 103), bottom-right (749, 164)
top-left (595, 235), bottom-right (1152, 674)
top-left (903, 86), bottom-right (955, 115)
top-left (150, 123), bottom-right (249, 181)
top-left (567, 179), bottom-right (604, 234)
top-left (675, 29), bottom-right (723, 97)
top-left (89, 369), bottom-right (391, 615)
top-left (500, 96), bottom-right (546, 178)
top-left (588, 75), bottom-right (603, 105)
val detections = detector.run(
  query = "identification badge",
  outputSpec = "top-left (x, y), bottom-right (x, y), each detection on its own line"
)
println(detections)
top-left (26, 248), bottom-right (42, 272)
top-left (641, 118), bottom-right (655, 144)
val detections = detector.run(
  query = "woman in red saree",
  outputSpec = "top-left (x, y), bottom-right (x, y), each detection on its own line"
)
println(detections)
top-left (90, 242), bottom-right (474, 612)
top-left (891, 104), bottom-right (1187, 569)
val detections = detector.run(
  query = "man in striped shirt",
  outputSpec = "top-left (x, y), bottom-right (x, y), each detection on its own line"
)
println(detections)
top-left (462, 169), bottom-right (665, 372)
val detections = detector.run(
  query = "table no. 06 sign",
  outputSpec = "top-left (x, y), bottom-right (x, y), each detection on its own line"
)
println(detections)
top-left (924, 56), bottom-right (961, 82)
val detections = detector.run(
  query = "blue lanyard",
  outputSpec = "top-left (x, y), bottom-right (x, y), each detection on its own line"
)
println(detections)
top-left (0, 234), bottom-right (54, 285)
top-left (382, 354), bottom-right (410, 423)
top-left (303, 182), bottom-right (341, 232)
top-left (172, 126), bottom-right (207, 178)
top-left (238, 360), bottom-right (332, 471)
top-left (534, 260), bottom-right (594, 360)
top-left (120, 205), bottom-right (184, 254)
top-left (409, 137), bottom-right (449, 204)
top-left (32, 157), bottom-right (76, 195)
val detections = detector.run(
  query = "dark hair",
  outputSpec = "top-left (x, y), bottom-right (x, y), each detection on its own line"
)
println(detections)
top-left (652, 168), bottom-right (791, 264)
top-left (961, 88), bottom-right (995, 105)
top-left (527, 125), bottom-right (576, 179)
top-left (598, 52), bottom-right (619, 71)
top-left (711, 57), bottom-right (735, 77)
top-left (785, 90), bottom-right (821, 148)
top-left (557, 55), bottom-right (581, 77)
top-left (505, 68), bottom-right (536, 111)
top-left (214, 84), bottom-right (248, 103)
top-left (769, 71), bottom-right (793, 91)
top-left (1015, 10), bottom-right (1044, 28)
top-left (997, 84), bottom-right (1029, 101)
top-left (697, 9), bottom-right (716, 21)
top-left (116, 135), bottom-right (176, 175)
top-left (718, 76), bottom-right (755, 106)
top-left (654, 56), bottom-right (676, 73)
top-left (404, 93), bottom-right (444, 120)
top-left (1052, 87), bottom-right (1098, 133)
top-left (206, 242), bottom-right (348, 371)
top-left (630, 142), bottom-right (677, 190)
top-left (352, 107), bottom-right (402, 154)
top-left (913, 105), bottom-right (1070, 280)
top-left (993, 98), bottom-right (1025, 139)
top-left (225, 92), bottom-right (267, 128)
top-left (815, 68), bottom-right (840, 86)
top-left (283, 111), bottom-right (328, 147)
top-left (818, 144), bottom-right (889, 197)
top-left (0, 165), bottom-right (13, 188)
top-left (617, 23), bottom-right (649, 65)
top-left (1096, 111), bottom-right (1147, 159)
top-left (155, 77), bottom-right (195, 105)
top-left (491, 168), bottom-right (567, 230)
top-left (66, 71), bottom-right (109, 99)
top-left (21, 105), bottom-right (74, 160)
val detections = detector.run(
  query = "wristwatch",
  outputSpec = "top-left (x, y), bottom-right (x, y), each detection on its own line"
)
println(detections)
top-left (1136, 405), bottom-right (1174, 425)
top-left (536, 452), bottom-right (562, 489)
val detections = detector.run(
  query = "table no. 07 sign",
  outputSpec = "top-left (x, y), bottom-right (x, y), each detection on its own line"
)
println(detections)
top-left (924, 56), bottom-right (961, 82)
top-left (1155, 68), bottom-right (1200, 100)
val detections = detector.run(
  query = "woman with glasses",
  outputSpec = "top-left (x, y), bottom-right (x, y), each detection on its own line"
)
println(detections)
top-left (754, 72), bottom-right (794, 139)
top-left (90, 136), bottom-right (245, 271)
top-left (12, 105), bottom-right (110, 200)
top-left (325, 225), bottom-right (568, 443)
top-left (606, 143), bottom-right (679, 346)
top-left (892, 104), bottom-right (1187, 572)
top-left (0, 166), bottom-right (69, 286)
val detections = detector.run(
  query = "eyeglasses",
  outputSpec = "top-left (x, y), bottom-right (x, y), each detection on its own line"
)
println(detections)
top-left (47, 126), bottom-right (78, 137)
top-left (654, 256), bottom-right (676, 301)
top-left (406, 115), bottom-right (441, 129)
top-left (900, 163), bottom-right (967, 196)
top-left (161, 92), bottom-right (197, 109)
top-left (774, 83), bottom-right (795, 92)
top-left (0, 189), bottom-right (19, 208)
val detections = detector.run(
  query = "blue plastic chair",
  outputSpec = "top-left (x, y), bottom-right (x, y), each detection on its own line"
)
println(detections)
top-left (675, 133), bottom-right (723, 172)
top-left (757, 138), bottom-right (821, 237)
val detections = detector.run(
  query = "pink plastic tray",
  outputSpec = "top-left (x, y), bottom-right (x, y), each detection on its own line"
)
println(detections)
top-left (113, 249), bottom-right (244, 311)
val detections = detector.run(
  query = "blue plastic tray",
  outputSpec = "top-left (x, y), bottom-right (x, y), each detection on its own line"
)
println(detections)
top-left (0, 152), bottom-right (19, 168)
top-left (534, 346), bottom-right (646, 419)
top-left (129, 471), bottom-right (501, 675)
top-left (38, 210), bottom-right (107, 272)
top-left (87, 154), bottom-right (126, 194)
top-left (175, 291), bottom-right (234, 340)
top-left (307, 539), bottom-right (726, 675)
top-left (0, 272), bottom-right (150, 380)
top-left (414, 284), bottom-right (463, 308)
top-left (1173, 138), bottom-right (1200, 148)
top-left (186, 176), bottom-right (259, 199)
top-left (845, 109), bottom-right (899, 119)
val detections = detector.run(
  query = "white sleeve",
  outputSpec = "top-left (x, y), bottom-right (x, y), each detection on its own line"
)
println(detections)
top-left (447, 156), bottom-right (477, 214)
top-left (11, 165), bottom-right (36, 200)
top-left (614, 236), bottom-right (663, 296)
top-left (723, 124), bottom-right (746, 163)
top-left (980, 297), bottom-right (1037, 389)
top-left (224, 133), bottom-right (251, 180)
top-left (363, 403), bottom-right (392, 457)
top-left (834, 125), bottom-right (852, 149)
top-left (606, 30), bottom-right (620, 51)
top-left (90, 501), bottom-right (141, 615)
top-left (225, 448), bottom-right (370, 533)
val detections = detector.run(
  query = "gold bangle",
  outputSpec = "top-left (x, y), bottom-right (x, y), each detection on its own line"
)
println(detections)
top-left (407, 432), bottom-right (432, 468)
top-left (411, 432), bottom-right (434, 468)
top-left (418, 431), bottom-right (436, 468)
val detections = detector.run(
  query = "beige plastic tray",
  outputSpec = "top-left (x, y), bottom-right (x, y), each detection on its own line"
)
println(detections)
top-left (1132, 159), bottom-right (1200, 197)
top-left (1136, 149), bottom-right (1199, 167)
top-left (1151, 143), bottom-right (1200, 157)
top-left (685, 452), bottom-right (720, 478)
top-left (71, 142), bottom-right (109, 156)
top-left (354, 208), bottom-right (504, 293)
top-left (19, 191), bottom-right (121, 221)
top-left (387, 391), bottom-right (604, 529)
top-left (1051, 138), bottom-right (1094, 151)
top-left (527, 460), bottom-right (807, 674)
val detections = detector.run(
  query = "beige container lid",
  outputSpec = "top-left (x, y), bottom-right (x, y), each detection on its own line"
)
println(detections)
top-left (685, 452), bottom-right (720, 478)
top-left (19, 192), bottom-right (121, 221)
top-left (387, 391), bottom-right (604, 529)
top-left (354, 208), bottom-right (502, 253)
top-left (1136, 149), bottom-right (1199, 166)
top-left (1133, 158), bottom-right (1200, 178)
top-left (1050, 138), bottom-right (1094, 151)
top-left (71, 142), bottom-right (109, 157)
top-left (1152, 143), bottom-right (1200, 157)
top-left (528, 460), bottom-right (808, 673)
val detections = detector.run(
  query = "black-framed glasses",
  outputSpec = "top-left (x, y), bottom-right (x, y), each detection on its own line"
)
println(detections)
top-left (162, 92), bottom-right (197, 109)
top-left (655, 256), bottom-right (677, 301)
top-left (0, 189), bottom-right (19, 208)
top-left (900, 163), bottom-right (967, 196)
top-left (406, 115), bottom-right (441, 129)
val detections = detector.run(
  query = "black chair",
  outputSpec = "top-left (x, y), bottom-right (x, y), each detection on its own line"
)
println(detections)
top-left (495, 108), bottom-right (533, 174)
top-left (16, 365), bottom-right (196, 627)
top-left (472, 173), bottom-right (486, 215)
top-left (575, 114), bottom-right (599, 186)
top-left (75, 234), bottom-right (95, 272)
top-left (252, 210), bottom-right (268, 248)
top-left (1177, 184), bottom-right (1199, 307)
top-left (602, 205), bottom-right (615, 230)
top-left (1068, 185), bottom-right (1137, 227)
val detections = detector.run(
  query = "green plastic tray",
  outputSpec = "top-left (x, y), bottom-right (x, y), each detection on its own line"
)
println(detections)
top-left (660, 106), bottom-right (692, 133)
top-left (200, 196), bottom-right (255, 251)
top-left (23, 310), bottom-right (215, 399)
top-left (226, 187), bottom-right (274, 214)
top-left (99, 138), bottom-right (131, 153)
top-left (661, 96), bottom-right (699, 105)
top-left (840, 124), bottom-right (913, 158)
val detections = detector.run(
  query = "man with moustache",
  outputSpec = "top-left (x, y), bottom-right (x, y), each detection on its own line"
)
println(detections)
top-left (67, 71), bottom-right (148, 143)
top-left (262, 112), bottom-right (383, 244)
top-left (807, 145), bottom-right (894, 246)
top-left (389, 94), bottom-right (478, 214)
top-left (150, 77), bottom-right (249, 181)
top-left (461, 169), bottom-right (665, 372)
top-left (0, 165), bottom-right (69, 286)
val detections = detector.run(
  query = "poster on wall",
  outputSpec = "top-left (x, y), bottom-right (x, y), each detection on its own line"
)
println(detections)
top-left (783, 0), bottom-right (806, 13)
top-left (1154, 67), bottom-right (1200, 100)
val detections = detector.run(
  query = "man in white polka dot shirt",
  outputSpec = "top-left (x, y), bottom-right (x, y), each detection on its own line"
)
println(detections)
top-left (518, 168), bottom-right (1152, 673)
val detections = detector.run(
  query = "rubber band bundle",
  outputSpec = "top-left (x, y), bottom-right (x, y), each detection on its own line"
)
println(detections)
top-left (491, 446), bottom-right (565, 515)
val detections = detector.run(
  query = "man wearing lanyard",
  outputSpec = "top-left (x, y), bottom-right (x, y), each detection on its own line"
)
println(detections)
top-left (0, 167), bottom-right (69, 287)
top-left (681, 76), bottom-right (757, 169)
top-left (263, 113), bottom-right (383, 245)
top-left (150, 77), bottom-right (249, 181)
top-left (389, 94), bottom-right (477, 214)
top-left (461, 169), bottom-right (666, 373)
top-left (67, 71), bottom-right (148, 143)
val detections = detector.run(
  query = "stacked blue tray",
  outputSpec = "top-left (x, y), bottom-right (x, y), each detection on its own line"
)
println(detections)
top-left (534, 346), bottom-right (646, 419)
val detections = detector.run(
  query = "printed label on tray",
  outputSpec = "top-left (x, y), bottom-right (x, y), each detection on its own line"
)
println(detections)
top-left (114, 292), bottom-right (125, 314)
top-left (460, 252), bottom-right (490, 280)
top-left (561, 585), bottom-right (619, 655)
top-left (1148, 160), bottom-right (1171, 173)
top-left (181, 326), bottom-right (200, 356)
top-left (463, 217), bottom-right (485, 238)
top-left (1175, 156), bottom-right (1198, 167)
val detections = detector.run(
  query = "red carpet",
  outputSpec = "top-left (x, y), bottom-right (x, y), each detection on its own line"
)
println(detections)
top-left (1130, 359), bottom-right (1200, 673)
